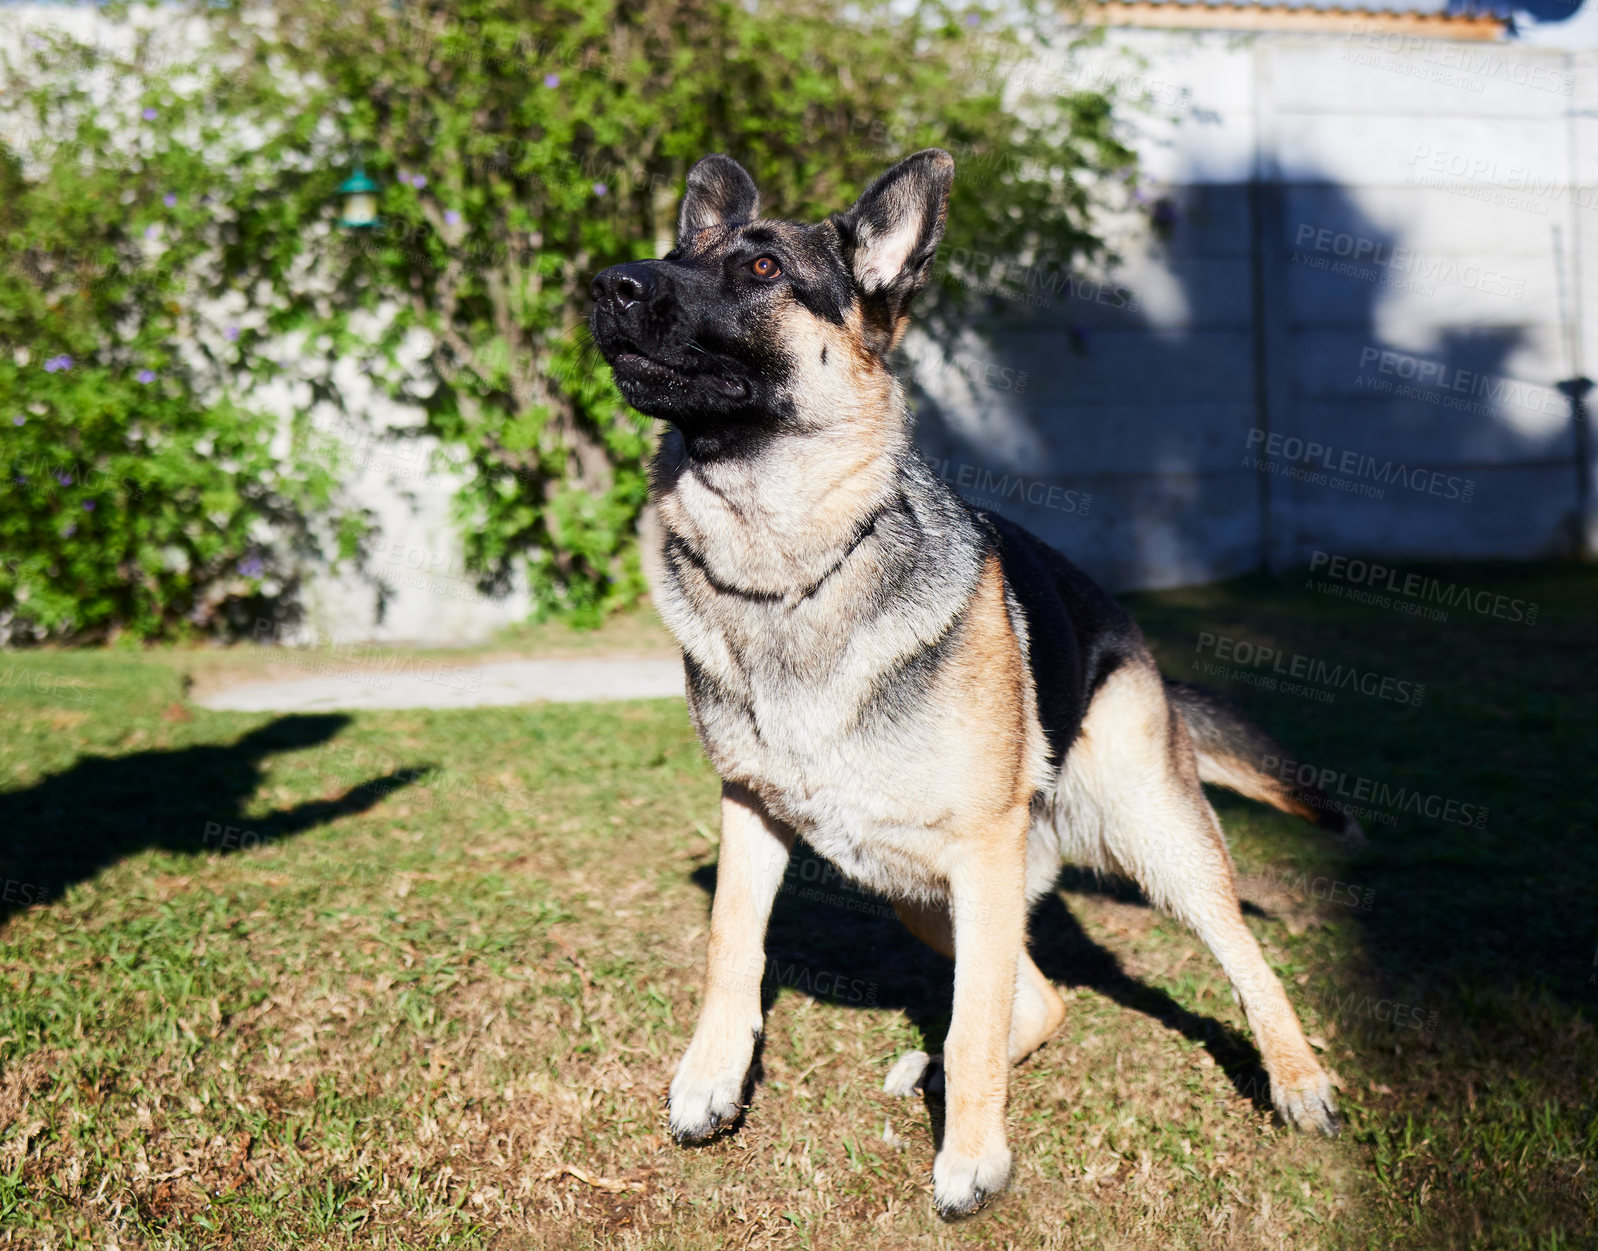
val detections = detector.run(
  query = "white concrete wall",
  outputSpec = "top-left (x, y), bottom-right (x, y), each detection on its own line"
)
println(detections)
top-left (911, 27), bottom-right (1598, 591)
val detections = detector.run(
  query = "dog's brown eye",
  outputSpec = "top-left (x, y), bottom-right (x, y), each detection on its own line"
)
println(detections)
top-left (750, 256), bottom-right (781, 279)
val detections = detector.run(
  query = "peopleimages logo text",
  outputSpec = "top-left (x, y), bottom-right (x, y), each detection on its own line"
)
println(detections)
top-left (1262, 755), bottom-right (1488, 830)
top-left (1358, 347), bottom-right (1565, 419)
top-left (1245, 428), bottom-right (1475, 502)
top-left (1293, 226), bottom-right (1526, 299)
top-left (1310, 551), bottom-right (1539, 624)
top-left (1195, 631), bottom-right (1425, 706)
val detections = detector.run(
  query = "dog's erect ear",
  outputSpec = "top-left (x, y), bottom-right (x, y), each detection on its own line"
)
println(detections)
top-left (677, 154), bottom-right (760, 245)
top-left (833, 149), bottom-right (954, 325)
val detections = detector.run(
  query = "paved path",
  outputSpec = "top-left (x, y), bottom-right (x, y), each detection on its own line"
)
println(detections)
top-left (195, 657), bottom-right (685, 713)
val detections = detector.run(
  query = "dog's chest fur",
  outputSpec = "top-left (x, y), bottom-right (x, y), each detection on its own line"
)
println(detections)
top-left (651, 430), bottom-right (1004, 897)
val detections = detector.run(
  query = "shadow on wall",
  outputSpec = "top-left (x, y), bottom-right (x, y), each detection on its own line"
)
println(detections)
top-left (903, 168), bottom-right (1577, 591)
top-left (1491, 0), bottom-right (1585, 21)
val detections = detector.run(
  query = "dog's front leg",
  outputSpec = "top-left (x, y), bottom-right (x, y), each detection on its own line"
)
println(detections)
top-left (669, 781), bottom-right (794, 1144)
top-left (934, 807), bottom-right (1029, 1218)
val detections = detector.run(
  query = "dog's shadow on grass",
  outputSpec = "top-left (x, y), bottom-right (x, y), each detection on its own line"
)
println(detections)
top-left (0, 713), bottom-right (431, 925)
top-left (689, 844), bottom-right (1275, 1118)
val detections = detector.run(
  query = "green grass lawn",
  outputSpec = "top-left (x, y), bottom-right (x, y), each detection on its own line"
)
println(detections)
top-left (0, 561), bottom-right (1593, 1248)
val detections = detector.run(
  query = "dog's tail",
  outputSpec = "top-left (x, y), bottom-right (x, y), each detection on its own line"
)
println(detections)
top-left (1165, 680), bottom-right (1365, 844)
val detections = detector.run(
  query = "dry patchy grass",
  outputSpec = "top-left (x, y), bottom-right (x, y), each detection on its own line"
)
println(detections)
top-left (0, 562), bottom-right (1593, 1247)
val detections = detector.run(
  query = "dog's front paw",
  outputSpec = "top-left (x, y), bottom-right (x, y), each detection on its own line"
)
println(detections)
top-left (932, 1143), bottom-right (1012, 1219)
top-left (883, 1050), bottom-right (936, 1097)
top-left (1272, 1067), bottom-right (1341, 1138)
top-left (668, 1034), bottom-right (754, 1145)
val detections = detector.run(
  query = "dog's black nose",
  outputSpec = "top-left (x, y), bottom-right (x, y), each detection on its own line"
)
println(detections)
top-left (590, 262), bottom-right (656, 308)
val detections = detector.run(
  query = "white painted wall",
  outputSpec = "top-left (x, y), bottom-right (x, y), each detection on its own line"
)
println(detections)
top-left (911, 27), bottom-right (1598, 591)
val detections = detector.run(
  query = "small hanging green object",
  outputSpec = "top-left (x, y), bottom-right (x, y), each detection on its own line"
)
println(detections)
top-left (336, 165), bottom-right (382, 229)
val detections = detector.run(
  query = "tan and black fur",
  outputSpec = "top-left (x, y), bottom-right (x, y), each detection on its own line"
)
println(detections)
top-left (590, 150), bottom-right (1350, 1218)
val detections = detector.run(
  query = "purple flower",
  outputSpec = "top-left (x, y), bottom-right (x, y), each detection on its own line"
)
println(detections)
top-left (226, 326), bottom-right (239, 342)
top-left (57, 473), bottom-right (73, 486)
top-left (543, 73), bottom-right (560, 88)
top-left (239, 557), bottom-right (264, 577)
top-left (44, 355), bottom-right (73, 373)
top-left (444, 209), bottom-right (461, 226)
top-left (145, 225), bottom-right (158, 240)
top-left (142, 107), bottom-right (157, 121)
top-left (966, 12), bottom-right (980, 25)
top-left (83, 500), bottom-right (95, 511)
top-left (137, 369), bottom-right (157, 384)
top-left (11, 416), bottom-right (23, 427)
top-left (411, 174), bottom-right (427, 189)
top-left (396, 172), bottom-right (412, 186)
top-left (163, 193), bottom-right (177, 208)
top-left (592, 182), bottom-right (607, 196)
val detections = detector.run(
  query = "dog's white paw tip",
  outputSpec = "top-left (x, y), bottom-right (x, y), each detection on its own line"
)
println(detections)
top-left (668, 1066), bottom-right (748, 1145)
top-left (669, 1112), bottom-right (735, 1145)
top-left (932, 1145), bottom-right (1012, 1219)
top-left (668, 1096), bottom-right (742, 1145)
top-left (1275, 1076), bottom-right (1341, 1138)
top-left (1297, 1094), bottom-right (1342, 1139)
top-left (883, 1050), bottom-right (931, 1097)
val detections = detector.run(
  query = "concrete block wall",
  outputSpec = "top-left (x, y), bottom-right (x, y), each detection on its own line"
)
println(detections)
top-left (910, 28), bottom-right (1597, 592)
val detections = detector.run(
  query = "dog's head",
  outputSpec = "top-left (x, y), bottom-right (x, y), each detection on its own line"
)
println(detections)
top-left (589, 150), bottom-right (954, 452)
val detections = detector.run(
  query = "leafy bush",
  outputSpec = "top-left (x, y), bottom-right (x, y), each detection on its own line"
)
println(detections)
top-left (0, 25), bottom-right (352, 643)
top-left (2, 0), bottom-right (1135, 636)
top-left (212, 0), bottom-right (1135, 625)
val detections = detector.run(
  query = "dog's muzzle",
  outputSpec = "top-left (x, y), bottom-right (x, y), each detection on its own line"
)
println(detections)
top-left (589, 261), bottom-right (754, 415)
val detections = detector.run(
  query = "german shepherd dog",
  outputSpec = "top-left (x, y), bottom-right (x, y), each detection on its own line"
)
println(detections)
top-left (589, 150), bottom-right (1351, 1218)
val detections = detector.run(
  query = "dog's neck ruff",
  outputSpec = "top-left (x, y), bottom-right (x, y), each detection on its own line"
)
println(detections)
top-left (647, 407), bottom-right (991, 708)
top-left (652, 415), bottom-right (913, 604)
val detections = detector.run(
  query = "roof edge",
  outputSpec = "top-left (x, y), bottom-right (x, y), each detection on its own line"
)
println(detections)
top-left (1087, 1), bottom-right (1510, 39)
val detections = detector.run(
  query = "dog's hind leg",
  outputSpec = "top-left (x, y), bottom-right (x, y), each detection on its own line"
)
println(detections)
top-left (668, 781), bottom-right (794, 1144)
top-left (1139, 814), bottom-right (1339, 1135)
top-left (883, 893), bottom-right (1067, 1107)
top-left (1062, 663), bottom-right (1340, 1137)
